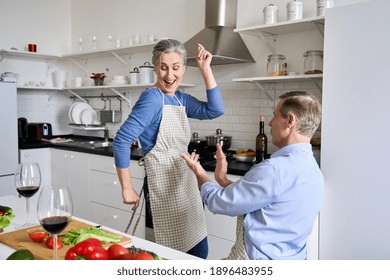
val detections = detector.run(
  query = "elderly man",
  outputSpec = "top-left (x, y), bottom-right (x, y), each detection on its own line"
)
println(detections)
top-left (181, 91), bottom-right (324, 260)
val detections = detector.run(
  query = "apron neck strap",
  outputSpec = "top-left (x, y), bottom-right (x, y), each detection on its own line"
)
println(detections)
top-left (157, 88), bottom-right (183, 106)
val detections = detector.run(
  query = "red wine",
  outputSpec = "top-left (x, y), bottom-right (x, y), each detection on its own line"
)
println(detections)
top-left (256, 115), bottom-right (268, 164)
top-left (40, 216), bottom-right (70, 234)
top-left (16, 186), bottom-right (39, 198)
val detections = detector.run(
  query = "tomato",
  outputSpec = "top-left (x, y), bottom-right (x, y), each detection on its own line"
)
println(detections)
top-left (247, 149), bottom-right (255, 153)
top-left (65, 238), bottom-right (108, 260)
top-left (87, 246), bottom-right (109, 260)
top-left (133, 252), bottom-right (154, 260)
top-left (107, 244), bottom-right (128, 260)
top-left (64, 247), bottom-right (78, 260)
top-left (0, 211), bottom-right (4, 216)
top-left (120, 253), bottom-right (136, 260)
top-left (73, 238), bottom-right (103, 256)
top-left (45, 235), bottom-right (63, 250)
top-left (28, 230), bottom-right (47, 243)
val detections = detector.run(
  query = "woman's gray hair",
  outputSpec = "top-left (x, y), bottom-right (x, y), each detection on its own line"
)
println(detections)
top-left (152, 39), bottom-right (187, 66)
top-left (278, 91), bottom-right (322, 137)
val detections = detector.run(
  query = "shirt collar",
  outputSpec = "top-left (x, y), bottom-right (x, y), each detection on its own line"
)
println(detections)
top-left (271, 143), bottom-right (313, 158)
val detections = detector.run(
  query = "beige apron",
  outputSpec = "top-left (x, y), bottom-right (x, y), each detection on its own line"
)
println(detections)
top-left (143, 89), bottom-right (207, 252)
top-left (225, 215), bottom-right (250, 260)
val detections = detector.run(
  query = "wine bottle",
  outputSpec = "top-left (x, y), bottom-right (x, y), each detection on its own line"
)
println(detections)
top-left (256, 115), bottom-right (268, 163)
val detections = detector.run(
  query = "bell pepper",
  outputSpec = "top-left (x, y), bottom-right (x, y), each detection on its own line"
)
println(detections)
top-left (65, 238), bottom-right (109, 260)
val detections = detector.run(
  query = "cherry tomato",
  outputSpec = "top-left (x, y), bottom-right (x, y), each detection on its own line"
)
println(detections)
top-left (133, 252), bottom-right (154, 260)
top-left (28, 230), bottom-right (47, 243)
top-left (87, 246), bottom-right (109, 260)
top-left (45, 235), bottom-right (63, 250)
top-left (0, 211), bottom-right (4, 216)
top-left (107, 244), bottom-right (129, 260)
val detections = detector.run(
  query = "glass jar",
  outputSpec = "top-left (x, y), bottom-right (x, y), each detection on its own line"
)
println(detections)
top-left (303, 50), bottom-right (323, 74)
top-left (267, 54), bottom-right (286, 76)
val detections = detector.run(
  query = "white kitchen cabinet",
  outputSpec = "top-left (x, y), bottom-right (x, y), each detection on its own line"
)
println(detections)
top-left (89, 154), bottom-right (146, 238)
top-left (50, 149), bottom-right (90, 220)
top-left (19, 148), bottom-right (51, 204)
top-left (204, 171), bottom-right (238, 260)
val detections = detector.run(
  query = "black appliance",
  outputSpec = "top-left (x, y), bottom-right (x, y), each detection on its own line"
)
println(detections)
top-left (27, 123), bottom-right (52, 141)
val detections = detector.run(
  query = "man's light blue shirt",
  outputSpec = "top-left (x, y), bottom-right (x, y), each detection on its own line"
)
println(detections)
top-left (201, 143), bottom-right (324, 260)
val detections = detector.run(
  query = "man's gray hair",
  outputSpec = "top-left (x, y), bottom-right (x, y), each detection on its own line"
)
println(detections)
top-left (278, 91), bottom-right (322, 137)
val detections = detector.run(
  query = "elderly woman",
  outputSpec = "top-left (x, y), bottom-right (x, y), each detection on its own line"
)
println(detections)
top-left (113, 39), bottom-right (224, 258)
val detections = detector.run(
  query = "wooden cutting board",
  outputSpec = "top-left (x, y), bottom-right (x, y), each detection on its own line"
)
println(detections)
top-left (0, 219), bottom-right (131, 260)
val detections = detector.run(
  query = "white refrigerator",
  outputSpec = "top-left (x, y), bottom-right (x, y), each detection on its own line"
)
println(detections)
top-left (0, 77), bottom-right (18, 196)
top-left (320, 0), bottom-right (390, 259)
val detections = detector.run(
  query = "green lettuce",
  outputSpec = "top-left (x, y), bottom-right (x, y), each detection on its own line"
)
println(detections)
top-left (0, 205), bottom-right (15, 229)
top-left (62, 226), bottom-right (122, 245)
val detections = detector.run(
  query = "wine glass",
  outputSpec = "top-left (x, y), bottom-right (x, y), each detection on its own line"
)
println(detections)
top-left (37, 185), bottom-right (73, 260)
top-left (14, 162), bottom-right (41, 228)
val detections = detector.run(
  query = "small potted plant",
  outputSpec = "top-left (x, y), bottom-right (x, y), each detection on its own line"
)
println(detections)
top-left (90, 73), bottom-right (107, 86)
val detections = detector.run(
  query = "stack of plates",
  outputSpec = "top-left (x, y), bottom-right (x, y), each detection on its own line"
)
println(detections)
top-left (108, 75), bottom-right (130, 85)
top-left (69, 102), bottom-right (99, 125)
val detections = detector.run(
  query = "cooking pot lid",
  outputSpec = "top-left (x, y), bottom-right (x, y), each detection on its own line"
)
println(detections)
top-left (191, 132), bottom-right (206, 142)
top-left (206, 129), bottom-right (232, 139)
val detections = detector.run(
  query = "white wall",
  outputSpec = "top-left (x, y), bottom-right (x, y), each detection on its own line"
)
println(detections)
top-left (0, 0), bottom-right (71, 54)
top-left (1, 0), bottom-right (361, 151)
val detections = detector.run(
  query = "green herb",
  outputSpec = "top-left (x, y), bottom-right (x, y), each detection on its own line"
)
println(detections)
top-left (62, 227), bottom-right (122, 246)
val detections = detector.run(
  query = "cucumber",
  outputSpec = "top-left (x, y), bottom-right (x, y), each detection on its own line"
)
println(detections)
top-left (6, 249), bottom-right (35, 260)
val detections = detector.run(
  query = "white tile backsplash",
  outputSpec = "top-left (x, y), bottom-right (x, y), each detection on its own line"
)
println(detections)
top-left (17, 80), bottom-right (321, 153)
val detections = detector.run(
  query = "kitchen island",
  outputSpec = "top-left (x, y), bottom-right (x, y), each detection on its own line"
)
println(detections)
top-left (0, 195), bottom-right (200, 260)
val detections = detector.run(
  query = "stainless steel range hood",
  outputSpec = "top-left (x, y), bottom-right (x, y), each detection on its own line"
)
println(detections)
top-left (184, 0), bottom-right (255, 66)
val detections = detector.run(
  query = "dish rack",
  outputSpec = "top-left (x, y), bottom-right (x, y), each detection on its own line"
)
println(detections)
top-left (69, 93), bottom-right (124, 128)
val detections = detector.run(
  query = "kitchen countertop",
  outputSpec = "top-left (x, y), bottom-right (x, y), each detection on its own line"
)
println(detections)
top-left (0, 195), bottom-right (200, 260)
top-left (20, 135), bottom-right (253, 176)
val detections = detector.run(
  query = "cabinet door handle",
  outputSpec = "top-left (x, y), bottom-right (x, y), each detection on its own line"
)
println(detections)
top-left (24, 153), bottom-right (30, 158)
top-left (70, 155), bottom-right (74, 159)
top-left (113, 181), bottom-right (118, 186)
top-left (112, 215), bottom-right (118, 220)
